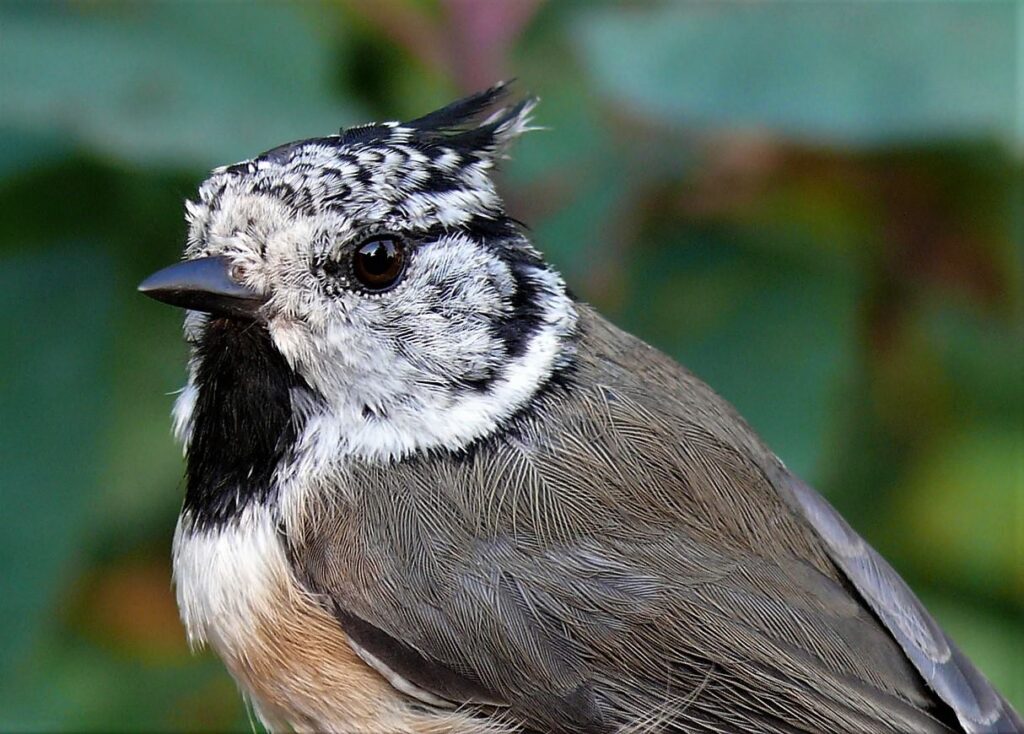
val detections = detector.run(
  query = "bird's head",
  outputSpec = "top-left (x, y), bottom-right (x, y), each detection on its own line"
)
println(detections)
top-left (142, 85), bottom-right (578, 467)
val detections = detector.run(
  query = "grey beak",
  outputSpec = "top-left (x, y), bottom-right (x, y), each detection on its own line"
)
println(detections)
top-left (138, 255), bottom-right (267, 319)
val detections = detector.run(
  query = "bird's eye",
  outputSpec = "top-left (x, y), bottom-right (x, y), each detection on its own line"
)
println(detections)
top-left (352, 236), bottom-right (406, 291)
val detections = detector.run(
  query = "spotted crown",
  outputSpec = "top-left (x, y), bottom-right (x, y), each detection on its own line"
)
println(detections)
top-left (184, 83), bottom-right (539, 258)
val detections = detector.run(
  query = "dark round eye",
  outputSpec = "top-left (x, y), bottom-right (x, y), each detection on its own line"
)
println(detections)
top-left (352, 236), bottom-right (406, 291)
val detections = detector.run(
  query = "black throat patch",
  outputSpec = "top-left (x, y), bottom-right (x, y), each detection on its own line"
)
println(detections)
top-left (184, 319), bottom-right (312, 529)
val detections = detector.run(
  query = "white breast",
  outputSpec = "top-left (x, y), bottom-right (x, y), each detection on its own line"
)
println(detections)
top-left (172, 505), bottom-right (288, 654)
top-left (172, 504), bottom-right (515, 734)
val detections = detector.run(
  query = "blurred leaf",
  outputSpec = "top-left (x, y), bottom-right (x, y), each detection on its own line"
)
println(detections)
top-left (73, 558), bottom-right (188, 663)
top-left (0, 127), bottom-right (73, 180)
top-left (575, 3), bottom-right (1016, 146)
top-left (924, 303), bottom-right (1024, 425)
top-left (503, 77), bottom-right (626, 290)
top-left (621, 236), bottom-right (859, 480)
top-left (529, 167), bottom-right (625, 291)
top-left (1, 635), bottom-right (244, 731)
top-left (0, 248), bottom-right (113, 693)
top-left (505, 80), bottom-right (605, 187)
top-left (0, 2), bottom-right (363, 169)
top-left (97, 288), bottom-right (188, 539)
top-left (892, 423), bottom-right (1024, 605)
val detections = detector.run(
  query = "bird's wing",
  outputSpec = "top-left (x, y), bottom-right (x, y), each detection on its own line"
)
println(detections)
top-left (284, 307), bottom-right (1011, 733)
top-left (286, 438), bottom-right (953, 733)
top-left (287, 454), bottom-right (608, 733)
top-left (780, 472), bottom-right (1022, 734)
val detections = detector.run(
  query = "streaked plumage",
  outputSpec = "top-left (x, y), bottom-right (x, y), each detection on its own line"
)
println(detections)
top-left (141, 84), bottom-right (1021, 733)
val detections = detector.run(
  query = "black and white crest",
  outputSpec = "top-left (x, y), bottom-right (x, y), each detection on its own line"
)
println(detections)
top-left (186, 83), bottom-right (540, 253)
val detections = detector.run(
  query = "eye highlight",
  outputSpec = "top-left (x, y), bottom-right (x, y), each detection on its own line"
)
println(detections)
top-left (352, 236), bottom-right (406, 291)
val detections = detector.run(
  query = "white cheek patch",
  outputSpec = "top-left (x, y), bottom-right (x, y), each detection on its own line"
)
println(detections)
top-left (413, 237), bottom-right (515, 305)
top-left (276, 249), bottom-right (578, 496)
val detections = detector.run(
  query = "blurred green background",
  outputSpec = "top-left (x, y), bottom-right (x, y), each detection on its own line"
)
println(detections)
top-left (0, 1), bottom-right (1020, 730)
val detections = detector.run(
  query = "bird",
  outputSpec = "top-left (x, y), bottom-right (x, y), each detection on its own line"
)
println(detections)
top-left (139, 83), bottom-right (1021, 734)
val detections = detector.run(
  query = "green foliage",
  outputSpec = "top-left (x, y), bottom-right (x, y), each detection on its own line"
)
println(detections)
top-left (0, 249), bottom-right (113, 680)
top-left (576, 3), bottom-right (1017, 145)
top-left (0, 1), bottom-right (1019, 729)
top-left (0, 3), bottom-right (362, 167)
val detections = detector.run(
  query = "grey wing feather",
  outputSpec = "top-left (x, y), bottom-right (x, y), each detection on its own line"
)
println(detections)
top-left (331, 605), bottom-right (508, 707)
top-left (289, 484), bottom-right (608, 733)
top-left (286, 306), bottom-right (1019, 733)
top-left (782, 474), bottom-right (1022, 734)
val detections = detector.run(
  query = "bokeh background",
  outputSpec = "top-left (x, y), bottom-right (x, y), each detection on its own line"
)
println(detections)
top-left (1, 1), bottom-right (1020, 730)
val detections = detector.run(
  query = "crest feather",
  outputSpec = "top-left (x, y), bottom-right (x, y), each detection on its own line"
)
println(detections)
top-left (405, 81), bottom-right (539, 159)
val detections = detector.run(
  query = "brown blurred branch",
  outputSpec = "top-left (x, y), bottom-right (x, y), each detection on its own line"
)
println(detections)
top-left (343, 0), bottom-right (544, 91)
